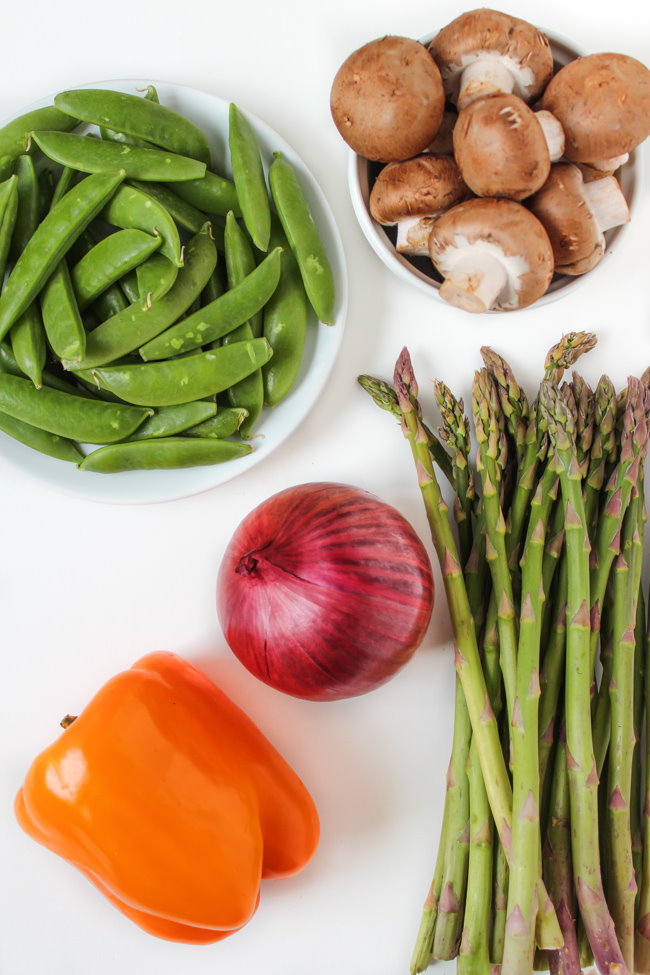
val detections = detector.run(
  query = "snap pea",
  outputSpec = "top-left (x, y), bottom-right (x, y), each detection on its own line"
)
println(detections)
top-left (120, 269), bottom-right (140, 304)
top-left (0, 176), bottom-right (18, 286)
top-left (228, 103), bottom-right (270, 251)
top-left (76, 338), bottom-right (273, 407)
top-left (41, 258), bottom-right (86, 362)
top-left (11, 304), bottom-right (46, 387)
top-left (70, 228), bottom-right (162, 310)
top-left (0, 373), bottom-right (151, 442)
top-left (268, 151), bottom-right (335, 325)
top-left (173, 170), bottom-right (240, 218)
top-left (128, 179), bottom-right (206, 233)
top-left (50, 166), bottom-right (78, 207)
top-left (142, 85), bottom-right (159, 103)
top-left (262, 215), bottom-right (309, 407)
top-left (9, 156), bottom-right (46, 385)
top-left (54, 89), bottom-right (211, 167)
top-left (12, 155), bottom-right (40, 255)
top-left (78, 436), bottom-right (251, 473)
top-left (185, 407), bottom-right (248, 439)
top-left (136, 252), bottom-right (178, 306)
top-left (202, 264), bottom-right (226, 305)
top-left (67, 225), bottom-right (217, 369)
top-left (0, 170), bottom-right (126, 341)
top-left (128, 400), bottom-right (217, 441)
top-left (101, 182), bottom-right (182, 267)
top-left (0, 156), bottom-right (13, 180)
top-left (0, 339), bottom-right (91, 397)
top-left (0, 105), bottom-right (77, 161)
top-left (93, 283), bottom-right (129, 321)
top-left (0, 409), bottom-right (83, 463)
top-left (223, 211), bottom-right (263, 437)
top-left (32, 130), bottom-right (207, 182)
top-left (139, 245), bottom-right (281, 361)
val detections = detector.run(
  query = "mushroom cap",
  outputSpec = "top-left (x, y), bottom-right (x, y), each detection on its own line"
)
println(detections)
top-left (330, 36), bottom-right (445, 162)
top-left (369, 154), bottom-right (470, 224)
top-left (429, 8), bottom-right (553, 104)
top-left (527, 163), bottom-right (603, 270)
top-left (428, 197), bottom-right (554, 310)
top-left (540, 53), bottom-right (650, 163)
top-left (453, 93), bottom-right (550, 200)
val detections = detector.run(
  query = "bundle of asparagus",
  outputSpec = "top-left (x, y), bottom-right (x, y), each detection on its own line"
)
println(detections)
top-left (359, 334), bottom-right (650, 975)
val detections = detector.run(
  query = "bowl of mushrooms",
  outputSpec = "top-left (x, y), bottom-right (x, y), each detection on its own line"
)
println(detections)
top-left (332, 9), bottom-right (650, 313)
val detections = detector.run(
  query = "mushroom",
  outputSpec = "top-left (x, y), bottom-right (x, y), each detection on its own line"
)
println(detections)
top-left (330, 35), bottom-right (445, 161)
top-left (428, 197), bottom-right (554, 313)
top-left (428, 9), bottom-right (554, 111)
top-left (453, 93), bottom-right (565, 201)
top-left (527, 163), bottom-right (630, 275)
top-left (369, 154), bottom-right (471, 254)
top-left (540, 52), bottom-right (650, 169)
top-left (427, 108), bottom-right (458, 154)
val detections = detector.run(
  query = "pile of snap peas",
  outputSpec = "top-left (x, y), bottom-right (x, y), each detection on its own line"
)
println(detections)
top-left (0, 84), bottom-right (336, 474)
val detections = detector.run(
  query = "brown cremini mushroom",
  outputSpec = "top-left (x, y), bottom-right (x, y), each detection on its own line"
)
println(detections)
top-left (527, 163), bottom-right (630, 275)
top-left (453, 93), bottom-right (565, 201)
top-left (428, 197), bottom-right (554, 312)
top-left (330, 36), bottom-right (445, 162)
top-left (369, 154), bottom-right (471, 254)
top-left (429, 8), bottom-right (553, 110)
top-left (540, 53), bottom-right (650, 169)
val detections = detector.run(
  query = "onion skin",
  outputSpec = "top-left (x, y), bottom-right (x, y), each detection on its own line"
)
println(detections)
top-left (216, 482), bottom-right (434, 702)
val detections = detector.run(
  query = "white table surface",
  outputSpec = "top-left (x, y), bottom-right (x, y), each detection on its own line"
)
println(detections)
top-left (1, 2), bottom-right (649, 974)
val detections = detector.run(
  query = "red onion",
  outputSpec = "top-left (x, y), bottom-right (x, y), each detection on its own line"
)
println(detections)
top-left (216, 482), bottom-right (434, 701)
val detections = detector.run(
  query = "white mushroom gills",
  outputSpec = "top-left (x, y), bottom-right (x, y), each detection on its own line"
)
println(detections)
top-left (434, 235), bottom-right (530, 313)
top-left (445, 52), bottom-right (537, 109)
top-left (535, 110), bottom-right (565, 162)
top-left (583, 175), bottom-right (631, 233)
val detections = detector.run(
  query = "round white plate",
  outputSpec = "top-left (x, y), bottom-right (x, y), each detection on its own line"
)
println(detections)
top-left (0, 80), bottom-right (348, 504)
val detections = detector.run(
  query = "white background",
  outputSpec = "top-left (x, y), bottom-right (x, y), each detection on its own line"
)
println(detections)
top-left (1, 2), bottom-right (649, 974)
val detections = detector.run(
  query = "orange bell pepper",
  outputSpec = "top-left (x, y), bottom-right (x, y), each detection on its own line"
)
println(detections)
top-left (15, 651), bottom-right (320, 944)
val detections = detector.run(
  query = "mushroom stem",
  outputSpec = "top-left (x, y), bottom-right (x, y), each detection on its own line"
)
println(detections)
top-left (458, 57), bottom-right (515, 109)
top-left (396, 217), bottom-right (436, 256)
top-left (536, 110), bottom-right (565, 162)
top-left (583, 176), bottom-right (631, 233)
top-left (589, 152), bottom-right (630, 173)
top-left (439, 251), bottom-right (508, 313)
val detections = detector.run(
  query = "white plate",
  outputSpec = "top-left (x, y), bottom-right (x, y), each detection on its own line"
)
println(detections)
top-left (0, 79), bottom-right (348, 504)
top-left (348, 32), bottom-right (640, 310)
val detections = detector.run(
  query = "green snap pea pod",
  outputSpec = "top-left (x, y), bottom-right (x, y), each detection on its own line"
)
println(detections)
top-left (54, 89), bottom-right (211, 167)
top-left (119, 269), bottom-right (140, 304)
top-left (0, 156), bottom-right (13, 180)
top-left (67, 226), bottom-right (217, 370)
top-left (223, 211), bottom-right (263, 437)
top-left (77, 338), bottom-right (272, 407)
top-left (32, 130), bottom-right (207, 183)
top-left (268, 151), bottom-right (336, 325)
top-left (0, 373), bottom-right (151, 442)
top-left (11, 304), bottom-right (46, 387)
top-left (202, 264), bottom-right (226, 305)
top-left (70, 228), bottom-right (162, 310)
top-left (139, 245), bottom-right (281, 361)
top-left (12, 155), bottom-right (39, 255)
top-left (173, 170), bottom-right (240, 218)
top-left (101, 182), bottom-right (182, 267)
top-left (0, 339), bottom-right (92, 397)
top-left (0, 105), bottom-right (77, 161)
top-left (262, 216), bottom-right (309, 407)
top-left (38, 169), bottom-right (56, 216)
top-left (40, 258), bottom-right (86, 361)
top-left (136, 252), bottom-right (178, 306)
top-left (0, 176), bottom-right (18, 284)
top-left (128, 400), bottom-right (217, 441)
top-left (0, 409), bottom-right (83, 462)
top-left (78, 435), bottom-right (251, 473)
top-left (228, 104), bottom-right (270, 251)
top-left (51, 166), bottom-right (78, 207)
top-left (128, 178), bottom-right (206, 233)
top-left (0, 171), bottom-right (126, 341)
top-left (185, 407), bottom-right (249, 439)
top-left (9, 157), bottom-right (46, 385)
top-left (93, 284), bottom-right (129, 321)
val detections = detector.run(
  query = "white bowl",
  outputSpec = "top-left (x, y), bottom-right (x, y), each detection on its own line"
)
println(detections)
top-left (0, 80), bottom-right (348, 504)
top-left (348, 31), bottom-right (640, 310)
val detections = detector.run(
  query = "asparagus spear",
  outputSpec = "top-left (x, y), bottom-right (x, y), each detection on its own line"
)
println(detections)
top-left (541, 379), bottom-right (630, 975)
top-left (392, 349), bottom-right (562, 953)
top-left (635, 575), bottom-right (650, 970)
top-left (434, 380), bottom-right (475, 569)
top-left (457, 741), bottom-right (493, 975)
